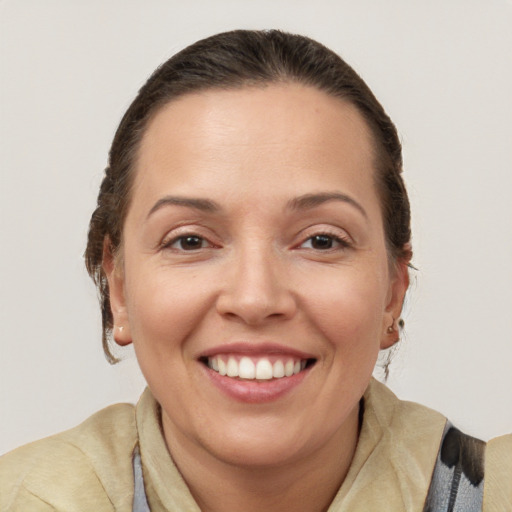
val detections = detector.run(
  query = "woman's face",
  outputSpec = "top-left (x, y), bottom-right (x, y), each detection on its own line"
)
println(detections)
top-left (107, 84), bottom-right (408, 468)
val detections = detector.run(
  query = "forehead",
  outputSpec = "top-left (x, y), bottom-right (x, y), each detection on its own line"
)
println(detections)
top-left (140, 83), bottom-right (374, 159)
top-left (133, 84), bottom-right (379, 214)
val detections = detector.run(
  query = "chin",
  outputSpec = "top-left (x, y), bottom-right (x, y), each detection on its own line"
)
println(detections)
top-left (204, 434), bottom-right (311, 470)
top-left (196, 414), bottom-right (336, 470)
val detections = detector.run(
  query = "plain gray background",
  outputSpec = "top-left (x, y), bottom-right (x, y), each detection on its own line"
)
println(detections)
top-left (1, 0), bottom-right (511, 455)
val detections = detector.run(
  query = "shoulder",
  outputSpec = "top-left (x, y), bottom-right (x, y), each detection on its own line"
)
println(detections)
top-left (364, 380), bottom-right (448, 474)
top-left (483, 433), bottom-right (512, 511)
top-left (0, 402), bottom-right (137, 512)
top-left (332, 380), bottom-right (447, 510)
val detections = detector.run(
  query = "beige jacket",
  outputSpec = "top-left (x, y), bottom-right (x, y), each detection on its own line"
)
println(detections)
top-left (0, 379), bottom-right (509, 511)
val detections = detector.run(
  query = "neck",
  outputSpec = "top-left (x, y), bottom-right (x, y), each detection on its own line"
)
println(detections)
top-left (162, 405), bottom-right (360, 512)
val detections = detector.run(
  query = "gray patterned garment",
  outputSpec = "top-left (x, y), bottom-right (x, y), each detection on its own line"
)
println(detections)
top-left (423, 422), bottom-right (485, 512)
top-left (133, 446), bottom-right (151, 512)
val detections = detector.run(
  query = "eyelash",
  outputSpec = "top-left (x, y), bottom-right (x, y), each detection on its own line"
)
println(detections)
top-left (160, 230), bottom-right (352, 253)
top-left (298, 232), bottom-right (352, 251)
top-left (160, 234), bottom-right (214, 252)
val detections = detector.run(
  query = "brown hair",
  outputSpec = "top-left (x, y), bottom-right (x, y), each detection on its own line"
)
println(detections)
top-left (85, 29), bottom-right (412, 363)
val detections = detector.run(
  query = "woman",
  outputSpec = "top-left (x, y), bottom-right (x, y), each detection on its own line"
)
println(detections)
top-left (0, 30), bottom-right (509, 512)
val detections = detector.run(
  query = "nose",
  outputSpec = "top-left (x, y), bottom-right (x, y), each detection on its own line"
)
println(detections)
top-left (216, 245), bottom-right (297, 325)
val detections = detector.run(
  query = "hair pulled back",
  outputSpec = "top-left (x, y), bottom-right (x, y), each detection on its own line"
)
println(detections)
top-left (85, 29), bottom-right (411, 363)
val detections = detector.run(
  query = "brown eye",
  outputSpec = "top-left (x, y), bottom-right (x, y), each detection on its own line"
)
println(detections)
top-left (300, 234), bottom-right (350, 251)
top-left (310, 235), bottom-right (334, 249)
top-left (168, 235), bottom-right (207, 251)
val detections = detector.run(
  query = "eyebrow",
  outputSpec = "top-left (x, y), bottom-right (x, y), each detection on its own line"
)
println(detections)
top-left (147, 196), bottom-right (220, 219)
top-left (287, 192), bottom-right (368, 218)
top-left (146, 192), bottom-right (367, 219)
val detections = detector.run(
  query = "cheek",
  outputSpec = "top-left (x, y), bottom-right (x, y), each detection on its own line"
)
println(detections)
top-left (301, 266), bottom-right (387, 353)
top-left (123, 268), bottom-right (213, 402)
top-left (124, 265), bottom-right (212, 357)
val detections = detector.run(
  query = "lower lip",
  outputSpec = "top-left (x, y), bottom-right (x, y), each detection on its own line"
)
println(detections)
top-left (202, 364), bottom-right (310, 403)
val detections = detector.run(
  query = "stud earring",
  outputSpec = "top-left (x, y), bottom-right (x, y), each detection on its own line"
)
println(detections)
top-left (388, 318), bottom-right (405, 334)
top-left (118, 326), bottom-right (124, 333)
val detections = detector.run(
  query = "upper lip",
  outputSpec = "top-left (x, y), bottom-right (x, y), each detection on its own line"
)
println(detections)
top-left (197, 342), bottom-right (316, 361)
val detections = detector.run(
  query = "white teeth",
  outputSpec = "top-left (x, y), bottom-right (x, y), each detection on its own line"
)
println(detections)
top-left (207, 356), bottom-right (310, 380)
top-left (273, 360), bottom-right (285, 378)
top-left (218, 358), bottom-right (227, 376)
top-left (255, 359), bottom-right (273, 380)
top-left (227, 357), bottom-right (239, 377)
top-left (239, 357), bottom-right (256, 379)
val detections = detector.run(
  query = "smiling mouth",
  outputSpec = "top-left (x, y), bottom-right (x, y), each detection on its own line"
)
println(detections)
top-left (200, 355), bottom-right (316, 381)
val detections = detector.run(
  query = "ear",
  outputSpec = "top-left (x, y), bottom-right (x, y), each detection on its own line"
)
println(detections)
top-left (103, 238), bottom-right (132, 346)
top-left (380, 256), bottom-right (410, 350)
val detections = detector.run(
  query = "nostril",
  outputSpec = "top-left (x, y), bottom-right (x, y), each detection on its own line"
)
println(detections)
top-left (216, 292), bottom-right (298, 326)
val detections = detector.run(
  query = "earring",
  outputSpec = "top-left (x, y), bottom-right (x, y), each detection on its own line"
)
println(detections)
top-left (388, 318), bottom-right (404, 334)
top-left (118, 326), bottom-right (124, 333)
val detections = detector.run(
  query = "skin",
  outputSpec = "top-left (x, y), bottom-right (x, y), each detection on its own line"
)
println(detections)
top-left (105, 84), bottom-right (409, 512)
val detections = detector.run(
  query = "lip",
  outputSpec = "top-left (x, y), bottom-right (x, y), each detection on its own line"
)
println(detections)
top-left (197, 342), bottom-right (316, 404)
top-left (198, 342), bottom-right (316, 360)
top-left (201, 363), bottom-right (312, 403)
